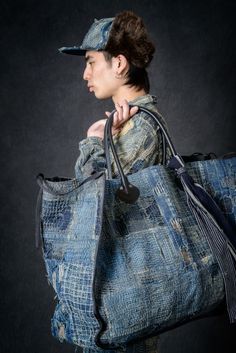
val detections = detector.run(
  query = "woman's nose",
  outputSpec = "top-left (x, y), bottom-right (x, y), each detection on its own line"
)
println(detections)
top-left (83, 66), bottom-right (90, 81)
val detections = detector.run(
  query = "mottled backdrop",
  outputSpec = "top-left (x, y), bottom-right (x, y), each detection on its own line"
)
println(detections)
top-left (0, 0), bottom-right (235, 352)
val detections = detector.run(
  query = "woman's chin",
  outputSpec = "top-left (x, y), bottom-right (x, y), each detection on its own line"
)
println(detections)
top-left (94, 91), bottom-right (111, 100)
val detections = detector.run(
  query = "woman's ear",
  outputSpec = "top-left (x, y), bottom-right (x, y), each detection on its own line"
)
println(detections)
top-left (114, 54), bottom-right (129, 76)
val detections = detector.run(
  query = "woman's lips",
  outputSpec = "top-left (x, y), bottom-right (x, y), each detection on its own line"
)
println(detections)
top-left (88, 86), bottom-right (94, 92)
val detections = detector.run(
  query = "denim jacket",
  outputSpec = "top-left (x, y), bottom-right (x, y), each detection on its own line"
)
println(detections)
top-left (75, 94), bottom-right (169, 181)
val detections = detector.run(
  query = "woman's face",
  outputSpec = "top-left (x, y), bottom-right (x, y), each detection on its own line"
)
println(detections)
top-left (83, 51), bottom-right (120, 100)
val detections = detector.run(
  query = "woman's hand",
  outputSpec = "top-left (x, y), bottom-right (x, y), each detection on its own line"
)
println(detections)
top-left (87, 100), bottom-right (138, 139)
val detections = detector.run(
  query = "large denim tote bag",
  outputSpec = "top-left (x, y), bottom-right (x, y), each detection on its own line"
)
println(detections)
top-left (36, 106), bottom-right (236, 351)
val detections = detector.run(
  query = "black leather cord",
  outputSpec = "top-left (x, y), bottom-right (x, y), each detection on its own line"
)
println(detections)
top-left (103, 105), bottom-right (180, 202)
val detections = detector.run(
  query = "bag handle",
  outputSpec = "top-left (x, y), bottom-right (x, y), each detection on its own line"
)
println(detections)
top-left (104, 108), bottom-right (168, 179)
top-left (104, 105), bottom-right (181, 203)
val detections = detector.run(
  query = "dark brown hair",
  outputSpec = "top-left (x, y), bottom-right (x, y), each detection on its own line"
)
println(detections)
top-left (104, 10), bottom-right (155, 93)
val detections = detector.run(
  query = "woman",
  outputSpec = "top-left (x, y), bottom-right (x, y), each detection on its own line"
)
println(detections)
top-left (60, 10), bottom-right (169, 353)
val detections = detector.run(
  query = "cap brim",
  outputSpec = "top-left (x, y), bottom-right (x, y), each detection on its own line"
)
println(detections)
top-left (58, 46), bottom-right (86, 56)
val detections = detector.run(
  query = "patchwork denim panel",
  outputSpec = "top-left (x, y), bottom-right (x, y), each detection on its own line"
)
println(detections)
top-left (41, 175), bottom-right (105, 348)
top-left (96, 161), bottom-right (233, 346)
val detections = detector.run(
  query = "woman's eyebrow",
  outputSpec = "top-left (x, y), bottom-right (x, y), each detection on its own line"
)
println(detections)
top-left (85, 55), bottom-right (94, 62)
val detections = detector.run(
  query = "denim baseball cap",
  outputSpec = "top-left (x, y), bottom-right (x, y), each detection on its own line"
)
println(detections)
top-left (59, 17), bottom-right (114, 55)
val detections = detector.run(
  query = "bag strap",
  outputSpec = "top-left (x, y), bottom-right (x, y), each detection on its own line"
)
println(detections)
top-left (104, 107), bottom-right (168, 179)
top-left (104, 105), bottom-right (180, 203)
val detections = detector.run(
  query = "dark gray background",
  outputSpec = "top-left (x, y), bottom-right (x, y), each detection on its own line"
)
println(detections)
top-left (0, 0), bottom-right (236, 352)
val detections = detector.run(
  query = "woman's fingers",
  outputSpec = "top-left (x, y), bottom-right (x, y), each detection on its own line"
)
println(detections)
top-left (87, 119), bottom-right (107, 138)
top-left (104, 101), bottom-right (139, 136)
top-left (119, 99), bottom-right (138, 121)
top-left (121, 100), bottom-right (130, 121)
top-left (114, 103), bottom-right (123, 125)
top-left (130, 105), bottom-right (139, 117)
top-left (116, 100), bottom-right (129, 124)
top-left (114, 100), bottom-right (139, 127)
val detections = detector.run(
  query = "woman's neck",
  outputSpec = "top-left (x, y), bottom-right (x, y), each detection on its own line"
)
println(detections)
top-left (112, 85), bottom-right (147, 105)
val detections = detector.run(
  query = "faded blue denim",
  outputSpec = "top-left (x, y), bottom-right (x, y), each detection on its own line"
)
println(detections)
top-left (39, 157), bottom-right (236, 351)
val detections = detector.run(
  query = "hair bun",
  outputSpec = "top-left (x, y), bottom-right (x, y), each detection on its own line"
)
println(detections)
top-left (105, 10), bottom-right (155, 68)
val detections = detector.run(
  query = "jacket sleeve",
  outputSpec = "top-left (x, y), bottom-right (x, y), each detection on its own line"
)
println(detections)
top-left (74, 136), bottom-right (106, 181)
top-left (74, 111), bottom-right (162, 182)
